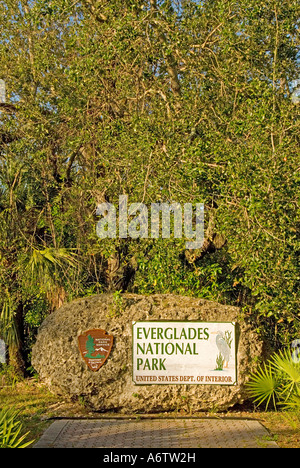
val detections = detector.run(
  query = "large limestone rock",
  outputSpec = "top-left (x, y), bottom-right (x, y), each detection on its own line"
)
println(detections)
top-left (32, 294), bottom-right (265, 413)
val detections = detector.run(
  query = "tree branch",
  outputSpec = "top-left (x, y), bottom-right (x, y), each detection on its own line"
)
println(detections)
top-left (149, 0), bottom-right (182, 102)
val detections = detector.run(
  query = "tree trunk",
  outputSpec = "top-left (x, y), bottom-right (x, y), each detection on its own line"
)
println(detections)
top-left (8, 303), bottom-right (25, 377)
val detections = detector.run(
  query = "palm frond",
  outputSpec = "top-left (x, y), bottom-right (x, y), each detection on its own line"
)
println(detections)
top-left (0, 408), bottom-right (34, 448)
top-left (271, 349), bottom-right (300, 401)
top-left (246, 362), bottom-right (280, 410)
top-left (26, 247), bottom-right (78, 282)
top-left (0, 297), bottom-right (19, 348)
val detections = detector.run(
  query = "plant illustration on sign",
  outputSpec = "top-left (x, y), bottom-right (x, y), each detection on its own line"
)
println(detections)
top-left (215, 352), bottom-right (225, 371)
top-left (213, 330), bottom-right (232, 371)
top-left (85, 335), bottom-right (105, 359)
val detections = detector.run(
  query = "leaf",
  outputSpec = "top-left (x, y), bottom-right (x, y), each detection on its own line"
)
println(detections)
top-left (246, 362), bottom-right (280, 410)
top-left (0, 408), bottom-right (34, 448)
top-left (270, 349), bottom-right (300, 400)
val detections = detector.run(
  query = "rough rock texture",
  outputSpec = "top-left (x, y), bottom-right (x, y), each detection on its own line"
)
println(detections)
top-left (32, 294), bottom-right (265, 413)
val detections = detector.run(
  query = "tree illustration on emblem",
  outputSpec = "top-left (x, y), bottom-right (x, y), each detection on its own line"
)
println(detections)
top-left (85, 335), bottom-right (105, 359)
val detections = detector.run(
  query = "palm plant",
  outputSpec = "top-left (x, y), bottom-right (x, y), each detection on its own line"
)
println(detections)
top-left (27, 247), bottom-right (78, 278)
top-left (247, 361), bottom-right (280, 410)
top-left (24, 246), bottom-right (79, 309)
top-left (0, 407), bottom-right (34, 448)
top-left (0, 296), bottom-right (18, 351)
top-left (247, 348), bottom-right (300, 411)
top-left (0, 246), bottom-right (79, 373)
top-left (272, 349), bottom-right (300, 406)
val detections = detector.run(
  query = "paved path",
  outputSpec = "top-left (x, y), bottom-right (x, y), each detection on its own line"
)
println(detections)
top-left (34, 418), bottom-right (279, 449)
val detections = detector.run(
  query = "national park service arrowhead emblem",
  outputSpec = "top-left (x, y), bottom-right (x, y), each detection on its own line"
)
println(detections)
top-left (78, 329), bottom-right (113, 372)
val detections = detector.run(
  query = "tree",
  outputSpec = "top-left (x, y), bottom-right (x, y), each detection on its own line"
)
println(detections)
top-left (85, 335), bottom-right (96, 358)
top-left (0, 0), bottom-right (299, 373)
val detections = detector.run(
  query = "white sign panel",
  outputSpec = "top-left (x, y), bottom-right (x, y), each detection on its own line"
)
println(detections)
top-left (132, 321), bottom-right (237, 385)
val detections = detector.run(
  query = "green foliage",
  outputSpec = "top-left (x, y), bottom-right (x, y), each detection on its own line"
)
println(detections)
top-left (0, 407), bottom-right (34, 448)
top-left (133, 239), bottom-right (236, 302)
top-left (247, 349), bottom-right (300, 411)
top-left (0, 296), bottom-right (18, 349)
top-left (0, 0), bottom-right (298, 371)
top-left (247, 362), bottom-right (280, 410)
top-left (107, 290), bottom-right (124, 318)
top-left (0, 365), bottom-right (22, 387)
top-left (25, 248), bottom-right (78, 286)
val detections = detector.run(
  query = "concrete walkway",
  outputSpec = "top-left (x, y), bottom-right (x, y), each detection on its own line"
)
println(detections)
top-left (34, 418), bottom-right (279, 449)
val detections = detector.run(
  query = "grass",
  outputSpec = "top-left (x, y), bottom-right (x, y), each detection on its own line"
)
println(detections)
top-left (1, 378), bottom-right (300, 448)
top-left (0, 379), bottom-right (91, 446)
